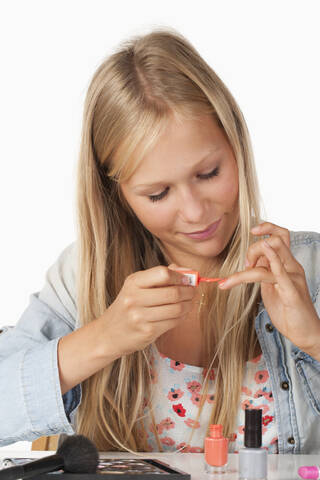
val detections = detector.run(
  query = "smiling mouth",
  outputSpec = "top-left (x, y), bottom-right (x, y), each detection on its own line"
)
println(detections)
top-left (185, 218), bottom-right (221, 235)
top-left (179, 217), bottom-right (222, 241)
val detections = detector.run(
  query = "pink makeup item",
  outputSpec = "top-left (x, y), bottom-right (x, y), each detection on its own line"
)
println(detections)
top-left (178, 269), bottom-right (223, 286)
top-left (204, 424), bottom-right (228, 474)
top-left (298, 466), bottom-right (320, 479)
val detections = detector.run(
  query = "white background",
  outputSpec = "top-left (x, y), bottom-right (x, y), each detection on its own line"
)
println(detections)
top-left (0, 0), bottom-right (319, 451)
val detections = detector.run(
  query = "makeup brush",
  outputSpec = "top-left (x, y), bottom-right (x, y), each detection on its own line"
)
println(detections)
top-left (0, 435), bottom-right (99, 480)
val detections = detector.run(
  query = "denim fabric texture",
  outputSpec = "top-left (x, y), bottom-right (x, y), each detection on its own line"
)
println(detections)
top-left (0, 230), bottom-right (319, 452)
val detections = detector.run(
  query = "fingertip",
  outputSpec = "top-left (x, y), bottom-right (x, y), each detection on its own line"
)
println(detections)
top-left (168, 263), bottom-right (178, 270)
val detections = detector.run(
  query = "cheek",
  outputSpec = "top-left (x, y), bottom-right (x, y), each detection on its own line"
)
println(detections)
top-left (130, 200), bottom-right (174, 235)
top-left (220, 168), bottom-right (239, 206)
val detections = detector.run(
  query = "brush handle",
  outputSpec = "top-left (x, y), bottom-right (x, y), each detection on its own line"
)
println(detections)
top-left (199, 277), bottom-right (223, 283)
top-left (0, 454), bottom-right (64, 480)
top-left (179, 269), bottom-right (223, 286)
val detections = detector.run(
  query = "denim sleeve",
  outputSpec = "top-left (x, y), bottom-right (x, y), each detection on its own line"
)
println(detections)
top-left (0, 292), bottom-right (81, 447)
top-left (289, 233), bottom-right (320, 415)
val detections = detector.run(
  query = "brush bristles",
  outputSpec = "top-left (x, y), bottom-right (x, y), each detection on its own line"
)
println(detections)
top-left (57, 435), bottom-right (99, 473)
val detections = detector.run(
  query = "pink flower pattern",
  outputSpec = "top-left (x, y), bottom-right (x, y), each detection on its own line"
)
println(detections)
top-left (242, 386), bottom-right (253, 396)
top-left (167, 388), bottom-right (184, 402)
top-left (159, 417), bottom-right (175, 430)
top-left (161, 437), bottom-right (175, 446)
top-left (202, 368), bottom-right (215, 381)
top-left (170, 360), bottom-right (185, 371)
top-left (190, 392), bottom-right (202, 406)
top-left (254, 370), bottom-right (269, 384)
top-left (206, 393), bottom-right (215, 404)
top-left (186, 380), bottom-right (202, 393)
top-left (149, 423), bottom-right (164, 435)
top-left (184, 418), bottom-right (200, 429)
top-left (241, 399), bottom-right (270, 415)
top-left (250, 353), bottom-right (263, 363)
top-left (144, 344), bottom-right (278, 453)
top-left (254, 388), bottom-right (274, 402)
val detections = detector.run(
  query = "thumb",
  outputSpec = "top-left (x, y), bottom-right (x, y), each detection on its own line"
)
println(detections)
top-left (168, 263), bottom-right (179, 271)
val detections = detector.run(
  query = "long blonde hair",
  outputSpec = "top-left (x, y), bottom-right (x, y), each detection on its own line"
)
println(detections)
top-left (75, 27), bottom-right (264, 452)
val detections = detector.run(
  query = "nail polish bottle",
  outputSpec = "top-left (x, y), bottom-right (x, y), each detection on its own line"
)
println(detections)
top-left (204, 424), bottom-right (228, 474)
top-left (239, 409), bottom-right (267, 480)
top-left (178, 269), bottom-right (223, 286)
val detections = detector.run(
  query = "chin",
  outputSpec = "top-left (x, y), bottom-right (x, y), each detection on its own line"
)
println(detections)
top-left (195, 244), bottom-right (223, 259)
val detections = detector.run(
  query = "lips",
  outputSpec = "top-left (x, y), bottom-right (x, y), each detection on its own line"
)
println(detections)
top-left (182, 217), bottom-right (222, 240)
top-left (189, 223), bottom-right (219, 234)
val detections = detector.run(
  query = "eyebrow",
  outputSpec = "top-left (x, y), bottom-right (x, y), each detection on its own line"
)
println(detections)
top-left (132, 148), bottom-right (222, 191)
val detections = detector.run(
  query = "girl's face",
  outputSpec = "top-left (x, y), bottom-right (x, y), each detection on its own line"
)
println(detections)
top-left (120, 114), bottom-right (239, 270)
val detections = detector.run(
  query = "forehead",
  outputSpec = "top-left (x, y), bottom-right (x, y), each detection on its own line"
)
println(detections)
top-left (126, 114), bottom-right (227, 184)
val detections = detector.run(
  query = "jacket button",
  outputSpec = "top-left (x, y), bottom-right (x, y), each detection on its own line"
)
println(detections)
top-left (287, 437), bottom-right (295, 445)
top-left (281, 381), bottom-right (289, 390)
top-left (265, 323), bottom-right (274, 332)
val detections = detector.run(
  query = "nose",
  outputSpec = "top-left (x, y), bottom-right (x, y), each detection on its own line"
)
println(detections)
top-left (177, 186), bottom-right (207, 224)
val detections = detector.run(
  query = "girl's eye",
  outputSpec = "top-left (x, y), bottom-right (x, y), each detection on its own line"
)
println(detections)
top-left (198, 166), bottom-right (220, 180)
top-left (148, 167), bottom-right (220, 203)
top-left (148, 186), bottom-right (169, 203)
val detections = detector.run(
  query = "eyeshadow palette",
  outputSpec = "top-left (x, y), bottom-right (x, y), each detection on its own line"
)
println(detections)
top-left (1, 458), bottom-right (190, 480)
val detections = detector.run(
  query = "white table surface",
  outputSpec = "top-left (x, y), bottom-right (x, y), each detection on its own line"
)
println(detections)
top-left (1, 450), bottom-right (319, 479)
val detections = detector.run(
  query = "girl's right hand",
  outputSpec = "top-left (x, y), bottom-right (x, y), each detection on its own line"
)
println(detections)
top-left (100, 264), bottom-right (196, 358)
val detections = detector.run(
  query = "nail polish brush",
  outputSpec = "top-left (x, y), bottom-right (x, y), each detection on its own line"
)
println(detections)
top-left (178, 269), bottom-right (223, 286)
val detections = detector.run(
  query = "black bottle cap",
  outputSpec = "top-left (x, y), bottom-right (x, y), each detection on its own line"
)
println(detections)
top-left (244, 408), bottom-right (262, 448)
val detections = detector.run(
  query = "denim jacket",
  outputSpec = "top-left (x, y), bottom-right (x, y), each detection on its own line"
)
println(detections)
top-left (1, 230), bottom-right (320, 453)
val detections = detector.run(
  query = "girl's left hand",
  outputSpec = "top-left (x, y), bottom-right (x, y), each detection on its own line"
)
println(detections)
top-left (218, 222), bottom-right (320, 358)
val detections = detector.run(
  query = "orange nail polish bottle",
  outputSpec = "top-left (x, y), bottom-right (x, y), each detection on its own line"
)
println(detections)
top-left (204, 424), bottom-right (229, 474)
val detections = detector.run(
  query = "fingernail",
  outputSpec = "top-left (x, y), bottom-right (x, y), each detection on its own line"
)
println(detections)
top-left (218, 279), bottom-right (229, 288)
top-left (251, 226), bottom-right (260, 233)
top-left (245, 258), bottom-right (250, 267)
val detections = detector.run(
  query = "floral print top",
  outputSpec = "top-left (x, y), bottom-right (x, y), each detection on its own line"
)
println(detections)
top-left (143, 343), bottom-right (278, 453)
